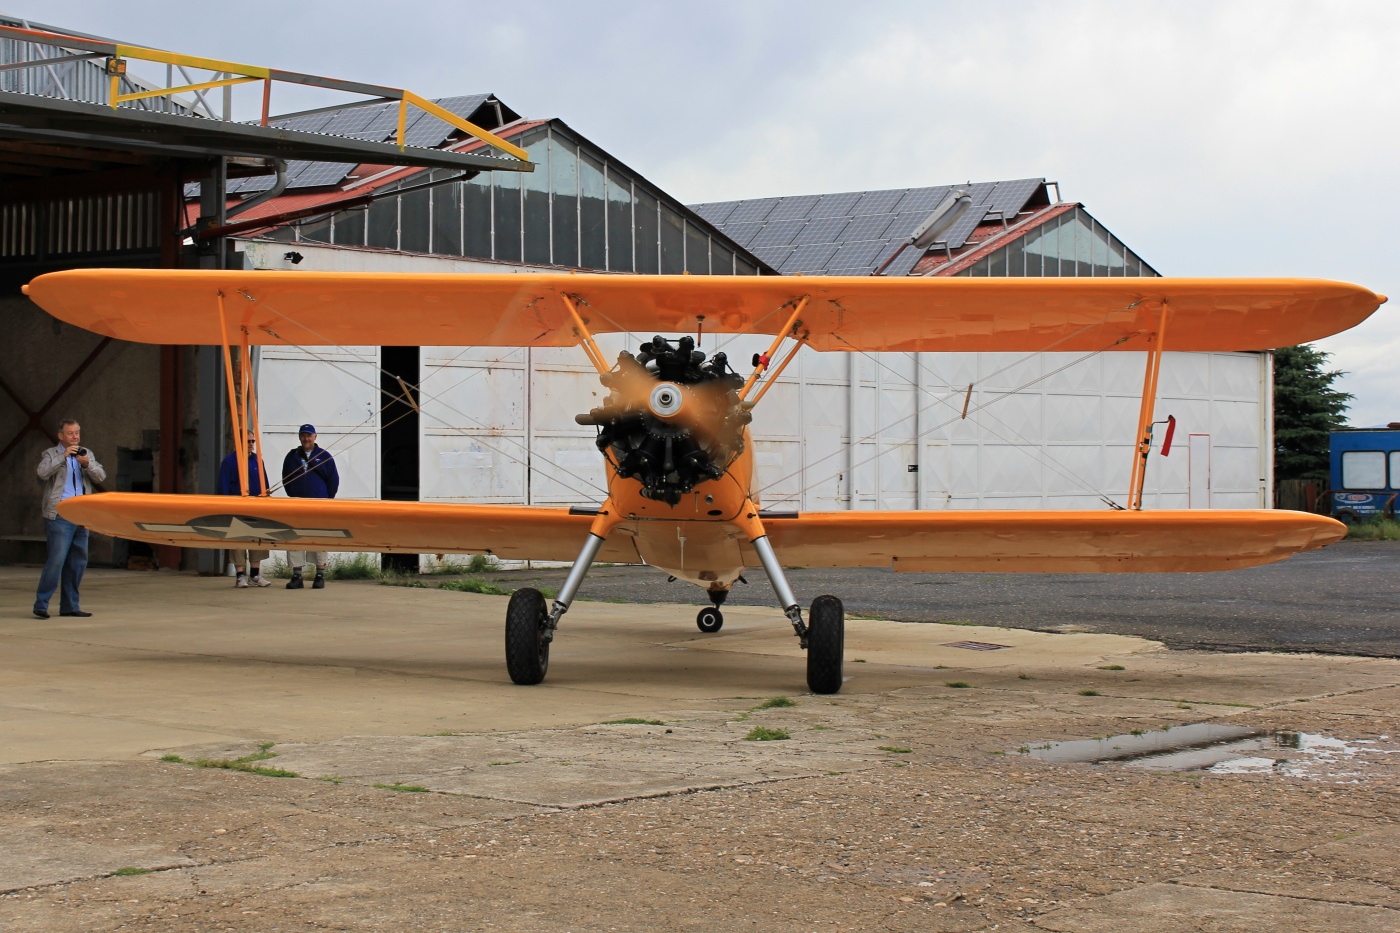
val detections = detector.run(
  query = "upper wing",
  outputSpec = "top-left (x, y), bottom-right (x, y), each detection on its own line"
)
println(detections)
top-left (58, 493), bottom-right (640, 563)
top-left (752, 509), bottom-right (1345, 573)
top-left (24, 269), bottom-right (1383, 353)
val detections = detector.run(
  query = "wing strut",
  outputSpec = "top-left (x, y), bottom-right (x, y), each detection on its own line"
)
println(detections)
top-left (740, 296), bottom-right (809, 403)
top-left (1127, 301), bottom-right (1169, 510)
top-left (561, 294), bottom-right (611, 375)
top-left (215, 291), bottom-right (268, 497)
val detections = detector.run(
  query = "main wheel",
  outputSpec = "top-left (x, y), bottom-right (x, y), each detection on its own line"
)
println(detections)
top-left (696, 606), bottom-right (724, 633)
top-left (806, 595), bottom-right (844, 694)
top-left (505, 587), bottom-right (550, 685)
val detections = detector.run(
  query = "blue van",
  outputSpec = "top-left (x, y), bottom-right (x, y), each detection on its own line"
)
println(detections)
top-left (1329, 426), bottom-right (1400, 522)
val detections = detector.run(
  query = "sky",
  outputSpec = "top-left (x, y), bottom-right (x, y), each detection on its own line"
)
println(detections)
top-left (21, 0), bottom-right (1399, 425)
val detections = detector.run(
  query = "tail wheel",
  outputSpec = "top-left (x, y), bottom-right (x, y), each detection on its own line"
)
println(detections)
top-left (505, 588), bottom-right (550, 685)
top-left (696, 606), bottom-right (724, 633)
top-left (806, 595), bottom-right (844, 694)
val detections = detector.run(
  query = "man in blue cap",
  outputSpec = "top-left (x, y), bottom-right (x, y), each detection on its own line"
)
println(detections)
top-left (281, 424), bottom-right (339, 589)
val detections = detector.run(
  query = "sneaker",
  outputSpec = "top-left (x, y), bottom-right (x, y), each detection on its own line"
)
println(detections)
top-left (312, 572), bottom-right (326, 590)
top-left (60, 610), bottom-right (92, 618)
top-left (235, 573), bottom-right (249, 588)
top-left (32, 609), bottom-right (49, 620)
top-left (286, 573), bottom-right (304, 590)
top-left (250, 575), bottom-right (272, 587)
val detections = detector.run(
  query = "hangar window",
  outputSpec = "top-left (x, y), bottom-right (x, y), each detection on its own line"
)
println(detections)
top-left (256, 119), bottom-right (755, 275)
top-left (962, 207), bottom-right (1158, 278)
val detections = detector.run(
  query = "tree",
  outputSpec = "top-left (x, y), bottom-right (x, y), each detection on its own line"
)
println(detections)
top-left (1273, 345), bottom-right (1352, 483)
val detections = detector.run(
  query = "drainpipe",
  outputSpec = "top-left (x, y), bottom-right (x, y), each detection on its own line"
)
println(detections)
top-left (225, 159), bottom-right (288, 219)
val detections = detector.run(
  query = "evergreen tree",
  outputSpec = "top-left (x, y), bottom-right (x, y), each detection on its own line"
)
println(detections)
top-left (1274, 345), bottom-right (1352, 483)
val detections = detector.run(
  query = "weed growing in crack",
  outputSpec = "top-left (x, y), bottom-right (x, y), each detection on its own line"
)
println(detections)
top-left (745, 727), bottom-right (790, 741)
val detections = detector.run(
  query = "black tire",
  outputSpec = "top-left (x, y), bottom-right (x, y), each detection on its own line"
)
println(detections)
top-left (806, 595), bottom-right (844, 694)
top-left (697, 606), bottom-right (724, 633)
top-left (505, 588), bottom-right (550, 685)
top-left (1336, 509), bottom-right (1360, 526)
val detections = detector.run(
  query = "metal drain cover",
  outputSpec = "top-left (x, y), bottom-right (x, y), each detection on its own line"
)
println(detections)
top-left (941, 641), bottom-right (1011, 651)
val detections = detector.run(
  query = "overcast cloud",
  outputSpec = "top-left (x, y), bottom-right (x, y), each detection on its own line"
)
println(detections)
top-left (24, 0), bottom-right (1399, 425)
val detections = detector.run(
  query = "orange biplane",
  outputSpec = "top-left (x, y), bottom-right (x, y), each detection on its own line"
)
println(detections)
top-left (23, 270), bottom-right (1385, 692)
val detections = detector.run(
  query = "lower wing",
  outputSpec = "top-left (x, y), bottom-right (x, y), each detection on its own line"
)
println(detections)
top-left (753, 509), bottom-right (1344, 573)
top-left (62, 494), bottom-right (1343, 574)
top-left (58, 493), bottom-right (641, 563)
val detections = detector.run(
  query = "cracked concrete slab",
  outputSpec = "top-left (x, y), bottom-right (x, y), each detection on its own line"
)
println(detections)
top-left (1034, 882), bottom-right (1399, 932)
top-left (0, 566), bottom-right (1396, 932)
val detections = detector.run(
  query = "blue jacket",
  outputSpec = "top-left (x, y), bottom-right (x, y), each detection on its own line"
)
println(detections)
top-left (217, 451), bottom-right (267, 496)
top-left (282, 445), bottom-right (339, 499)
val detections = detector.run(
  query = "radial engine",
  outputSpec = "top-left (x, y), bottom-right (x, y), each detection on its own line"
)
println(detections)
top-left (576, 335), bottom-right (751, 505)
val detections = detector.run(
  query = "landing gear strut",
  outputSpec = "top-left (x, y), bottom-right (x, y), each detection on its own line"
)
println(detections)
top-left (750, 534), bottom-right (845, 693)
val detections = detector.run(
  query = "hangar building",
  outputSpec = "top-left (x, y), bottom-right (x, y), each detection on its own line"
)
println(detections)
top-left (0, 18), bottom-right (1271, 573)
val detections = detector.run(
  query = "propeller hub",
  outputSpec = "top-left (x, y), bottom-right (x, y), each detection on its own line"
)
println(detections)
top-left (649, 383), bottom-right (684, 419)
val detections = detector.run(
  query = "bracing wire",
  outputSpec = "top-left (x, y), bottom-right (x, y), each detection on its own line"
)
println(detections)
top-left (239, 293), bottom-right (609, 502)
top-left (760, 335), bottom-right (1136, 509)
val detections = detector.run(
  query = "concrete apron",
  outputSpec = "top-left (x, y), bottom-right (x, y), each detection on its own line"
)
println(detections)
top-left (2, 566), bottom-right (1398, 931)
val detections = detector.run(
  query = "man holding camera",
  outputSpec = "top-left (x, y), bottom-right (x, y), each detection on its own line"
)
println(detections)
top-left (34, 419), bottom-right (105, 619)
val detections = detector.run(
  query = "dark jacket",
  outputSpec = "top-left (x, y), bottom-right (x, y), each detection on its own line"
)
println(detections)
top-left (217, 451), bottom-right (268, 496)
top-left (282, 444), bottom-right (339, 499)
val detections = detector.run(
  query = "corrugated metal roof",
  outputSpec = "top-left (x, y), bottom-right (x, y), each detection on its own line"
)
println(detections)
top-left (691, 178), bottom-right (1049, 276)
top-left (226, 94), bottom-right (518, 194)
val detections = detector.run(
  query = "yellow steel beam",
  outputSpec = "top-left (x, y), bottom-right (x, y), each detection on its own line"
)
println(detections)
top-left (114, 44), bottom-right (270, 79)
top-left (403, 90), bottom-right (529, 161)
top-left (114, 75), bottom-right (260, 105)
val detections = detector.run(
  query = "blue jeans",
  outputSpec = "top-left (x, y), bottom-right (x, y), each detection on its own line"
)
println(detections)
top-left (34, 516), bottom-right (88, 615)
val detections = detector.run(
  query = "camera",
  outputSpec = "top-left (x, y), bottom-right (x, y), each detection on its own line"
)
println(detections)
top-left (71, 447), bottom-right (87, 457)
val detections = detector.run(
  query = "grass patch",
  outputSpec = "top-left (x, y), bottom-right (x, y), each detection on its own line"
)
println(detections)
top-left (263, 557), bottom-right (293, 579)
top-left (752, 696), bottom-right (796, 710)
top-left (938, 619), bottom-right (982, 626)
top-left (945, 681), bottom-right (972, 689)
top-left (327, 553), bottom-right (381, 580)
top-left (1018, 673), bottom-right (1033, 680)
top-left (1079, 689), bottom-right (1101, 697)
top-left (112, 867), bottom-right (151, 876)
top-left (877, 745), bottom-right (912, 754)
top-left (852, 658), bottom-right (866, 663)
top-left (810, 725), bottom-right (830, 730)
top-left (1098, 664), bottom-right (1126, 671)
top-left (422, 554), bottom-right (501, 574)
top-left (379, 574), bottom-right (426, 588)
top-left (601, 718), bottom-right (666, 726)
top-left (374, 783), bottom-right (430, 793)
top-left (745, 726), bottom-right (790, 741)
top-left (162, 743), bottom-right (298, 778)
top-left (438, 578), bottom-right (507, 595)
top-left (1345, 518), bottom-right (1400, 541)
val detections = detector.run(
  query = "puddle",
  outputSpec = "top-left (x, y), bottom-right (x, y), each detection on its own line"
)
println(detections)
top-left (1020, 724), bottom-right (1399, 781)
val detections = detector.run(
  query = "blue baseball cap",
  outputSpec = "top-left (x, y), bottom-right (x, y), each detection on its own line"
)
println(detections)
top-left (298, 424), bottom-right (317, 434)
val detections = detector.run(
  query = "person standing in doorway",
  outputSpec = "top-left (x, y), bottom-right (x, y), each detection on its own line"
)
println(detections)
top-left (281, 424), bottom-right (339, 589)
top-left (34, 419), bottom-right (106, 619)
top-left (217, 431), bottom-right (271, 588)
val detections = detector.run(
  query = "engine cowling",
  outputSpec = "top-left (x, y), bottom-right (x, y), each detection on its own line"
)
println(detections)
top-left (575, 335), bottom-right (751, 505)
